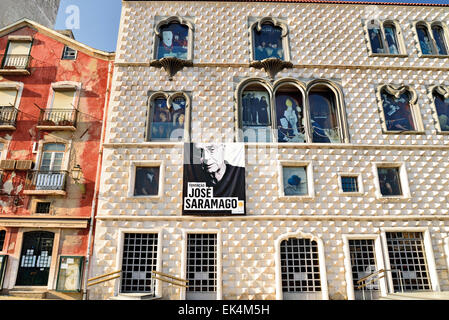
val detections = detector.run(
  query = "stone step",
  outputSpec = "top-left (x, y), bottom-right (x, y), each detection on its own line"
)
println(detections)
top-left (109, 293), bottom-right (160, 300)
top-left (379, 291), bottom-right (449, 300)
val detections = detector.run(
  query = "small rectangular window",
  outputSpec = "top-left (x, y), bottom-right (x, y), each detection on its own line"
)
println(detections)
top-left (62, 46), bottom-right (77, 60)
top-left (35, 202), bottom-right (51, 214)
top-left (378, 167), bottom-right (402, 196)
top-left (134, 167), bottom-right (160, 196)
top-left (282, 166), bottom-right (308, 196)
top-left (341, 176), bottom-right (359, 193)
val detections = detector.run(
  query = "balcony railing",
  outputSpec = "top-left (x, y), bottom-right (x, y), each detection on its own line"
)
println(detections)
top-left (37, 108), bottom-right (78, 130)
top-left (0, 106), bottom-right (18, 128)
top-left (25, 170), bottom-right (68, 193)
top-left (0, 54), bottom-right (31, 71)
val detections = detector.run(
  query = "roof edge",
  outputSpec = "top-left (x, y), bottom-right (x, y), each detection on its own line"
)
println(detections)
top-left (0, 18), bottom-right (115, 61)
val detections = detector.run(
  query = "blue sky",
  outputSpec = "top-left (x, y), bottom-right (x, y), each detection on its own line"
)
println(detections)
top-left (54, 0), bottom-right (449, 52)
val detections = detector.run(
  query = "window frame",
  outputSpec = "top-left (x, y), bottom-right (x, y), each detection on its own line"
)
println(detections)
top-left (2, 36), bottom-right (33, 69)
top-left (278, 160), bottom-right (315, 200)
top-left (31, 200), bottom-right (53, 215)
top-left (152, 16), bottom-right (195, 61)
top-left (146, 91), bottom-right (191, 142)
top-left (249, 16), bottom-right (291, 62)
top-left (61, 46), bottom-right (78, 60)
top-left (428, 85), bottom-right (449, 135)
top-left (235, 77), bottom-right (349, 144)
top-left (373, 162), bottom-right (411, 200)
top-left (337, 172), bottom-right (364, 196)
top-left (413, 21), bottom-right (449, 58)
top-left (376, 84), bottom-right (424, 134)
top-left (364, 19), bottom-right (407, 57)
top-left (127, 160), bottom-right (165, 200)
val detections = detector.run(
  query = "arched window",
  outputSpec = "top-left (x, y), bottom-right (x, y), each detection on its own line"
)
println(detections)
top-left (237, 79), bottom-right (348, 143)
top-left (153, 16), bottom-right (194, 61)
top-left (250, 17), bottom-right (289, 62)
top-left (415, 22), bottom-right (449, 56)
top-left (377, 85), bottom-right (422, 133)
top-left (366, 20), bottom-right (403, 55)
top-left (241, 83), bottom-right (272, 142)
top-left (280, 238), bottom-right (321, 300)
top-left (431, 86), bottom-right (449, 132)
top-left (147, 92), bottom-right (189, 142)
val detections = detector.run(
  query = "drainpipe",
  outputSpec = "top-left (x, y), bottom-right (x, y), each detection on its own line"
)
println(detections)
top-left (82, 58), bottom-right (114, 300)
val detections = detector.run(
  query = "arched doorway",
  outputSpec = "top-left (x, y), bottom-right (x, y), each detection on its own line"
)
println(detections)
top-left (16, 231), bottom-right (54, 286)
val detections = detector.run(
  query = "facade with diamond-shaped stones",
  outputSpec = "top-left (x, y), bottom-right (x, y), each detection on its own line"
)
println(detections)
top-left (88, 0), bottom-right (449, 300)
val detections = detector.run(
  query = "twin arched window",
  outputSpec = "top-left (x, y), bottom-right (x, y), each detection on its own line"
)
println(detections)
top-left (153, 17), bottom-right (194, 61)
top-left (416, 22), bottom-right (448, 56)
top-left (238, 79), bottom-right (348, 143)
top-left (431, 86), bottom-right (449, 133)
top-left (250, 18), bottom-right (289, 62)
top-left (367, 20), bottom-right (402, 55)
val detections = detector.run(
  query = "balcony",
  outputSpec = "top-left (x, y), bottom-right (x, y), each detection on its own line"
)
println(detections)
top-left (37, 109), bottom-right (78, 131)
top-left (0, 54), bottom-right (31, 75)
top-left (24, 170), bottom-right (68, 196)
top-left (0, 106), bottom-right (18, 130)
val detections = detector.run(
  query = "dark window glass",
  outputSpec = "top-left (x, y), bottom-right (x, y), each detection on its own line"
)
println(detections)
top-left (432, 26), bottom-right (448, 55)
top-left (62, 46), bottom-right (77, 60)
top-left (417, 25), bottom-right (434, 55)
top-left (36, 202), bottom-right (51, 214)
top-left (368, 26), bottom-right (384, 53)
top-left (253, 23), bottom-right (284, 60)
top-left (157, 23), bottom-right (189, 60)
top-left (242, 90), bottom-right (271, 142)
top-left (341, 176), bottom-right (358, 193)
top-left (283, 166), bottom-right (307, 196)
top-left (149, 97), bottom-right (186, 141)
top-left (134, 167), bottom-right (160, 196)
top-left (378, 167), bottom-right (402, 196)
top-left (433, 92), bottom-right (449, 131)
top-left (384, 24), bottom-right (399, 54)
top-left (381, 91), bottom-right (415, 132)
top-left (0, 230), bottom-right (5, 251)
top-left (276, 91), bottom-right (305, 143)
top-left (309, 91), bottom-right (341, 143)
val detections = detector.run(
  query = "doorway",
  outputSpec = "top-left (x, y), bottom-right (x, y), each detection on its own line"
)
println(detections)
top-left (16, 231), bottom-right (54, 286)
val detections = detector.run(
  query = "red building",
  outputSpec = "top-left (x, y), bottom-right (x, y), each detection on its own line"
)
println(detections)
top-left (0, 19), bottom-right (114, 298)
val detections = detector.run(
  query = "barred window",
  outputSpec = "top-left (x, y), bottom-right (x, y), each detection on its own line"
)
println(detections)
top-left (120, 233), bottom-right (158, 293)
top-left (341, 176), bottom-right (359, 193)
top-left (349, 239), bottom-right (379, 300)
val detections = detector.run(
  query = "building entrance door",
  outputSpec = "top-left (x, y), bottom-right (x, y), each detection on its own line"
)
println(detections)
top-left (16, 231), bottom-right (54, 286)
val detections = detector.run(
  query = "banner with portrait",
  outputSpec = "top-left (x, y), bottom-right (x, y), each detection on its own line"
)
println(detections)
top-left (183, 143), bottom-right (246, 215)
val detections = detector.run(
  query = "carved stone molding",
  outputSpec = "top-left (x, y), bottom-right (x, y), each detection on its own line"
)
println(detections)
top-left (249, 58), bottom-right (293, 80)
top-left (150, 57), bottom-right (193, 80)
top-left (433, 85), bottom-right (449, 99)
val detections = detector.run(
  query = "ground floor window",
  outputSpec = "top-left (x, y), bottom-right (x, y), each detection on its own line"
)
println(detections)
top-left (349, 239), bottom-right (379, 300)
top-left (280, 238), bottom-right (321, 300)
top-left (386, 232), bottom-right (431, 292)
top-left (120, 233), bottom-right (158, 293)
top-left (186, 233), bottom-right (217, 300)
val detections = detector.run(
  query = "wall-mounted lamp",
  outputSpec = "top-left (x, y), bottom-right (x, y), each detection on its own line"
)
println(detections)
top-left (71, 164), bottom-right (83, 183)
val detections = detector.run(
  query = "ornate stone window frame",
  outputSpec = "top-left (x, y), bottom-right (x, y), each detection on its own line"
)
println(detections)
top-left (412, 20), bottom-right (449, 58)
top-left (363, 19), bottom-right (407, 57)
top-left (274, 231), bottom-right (329, 300)
top-left (277, 160), bottom-right (315, 201)
top-left (248, 17), bottom-right (292, 80)
top-left (146, 91), bottom-right (191, 142)
top-left (372, 162), bottom-right (411, 201)
top-left (428, 85), bottom-right (449, 134)
top-left (150, 16), bottom-right (194, 80)
top-left (127, 160), bottom-right (165, 201)
top-left (235, 78), bottom-right (349, 143)
top-left (376, 84), bottom-right (424, 134)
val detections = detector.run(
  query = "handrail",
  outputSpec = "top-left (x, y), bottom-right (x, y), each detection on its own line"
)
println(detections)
top-left (87, 270), bottom-right (121, 287)
top-left (151, 270), bottom-right (188, 288)
top-left (152, 276), bottom-right (189, 288)
top-left (356, 268), bottom-right (406, 300)
top-left (357, 268), bottom-right (385, 285)
top-left (152, 270), bottom-right (188, 283)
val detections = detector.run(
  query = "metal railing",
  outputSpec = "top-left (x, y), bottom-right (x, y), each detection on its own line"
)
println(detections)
top-left (0, 54), bottom-right (31, 70)
top-left (87, 270), bottom-right (121, 287)
top-left (0, 106), bottom-right (18, 127)
top-left (356, 268), bottom-right (405, 300)
top-left (151, 270), bottom-right (189, 288)
top-left (38, 108), bottom-right (78, 128)
top-left (25, 170), bottom-right (68, 191)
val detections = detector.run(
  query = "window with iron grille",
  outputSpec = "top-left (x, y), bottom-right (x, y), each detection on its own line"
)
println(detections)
top-left (62, 46), bottom-right (77, 60)
top-left (120, 233), bottom-right (158, 293)
top-left (186, 234), bottom-right (217, 296)
top-left (0, 230), bottom-right (5, 251)
top-left (386, 232), bottom-right (431, 292)
top-left (35, 202), bottom-right (51, 214)
top-left (349, 239), bottom-right (378, 296)
top-left (280, 238), bottom-right (321, 293)
top-left (341, 176), bottom-right (359, 193)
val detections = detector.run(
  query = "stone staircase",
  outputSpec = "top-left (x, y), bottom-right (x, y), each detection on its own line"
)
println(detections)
top-left (379, 291), bottom-right (449, 300)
